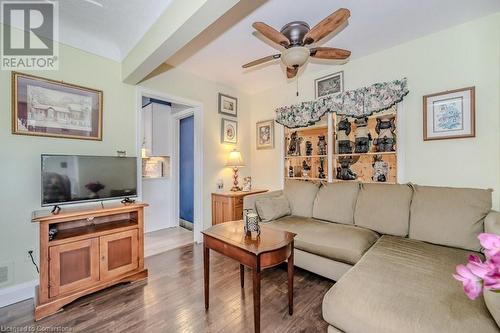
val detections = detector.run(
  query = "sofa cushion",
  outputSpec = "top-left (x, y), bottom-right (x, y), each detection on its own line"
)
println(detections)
top-left (266, 216), bottom-right (379, 265)
top-left (284, 180), bottom-right (320, 217)
top-left (409, 185), bottom-right (492, 251)
top-left (313, 182), bottom-right (360, 225)
top-left (255, 195), bottom-right (291, 222)
top-left (354, 183), bottom-right (413, 236)
top-left (323, 235), bottom-right (498, 333)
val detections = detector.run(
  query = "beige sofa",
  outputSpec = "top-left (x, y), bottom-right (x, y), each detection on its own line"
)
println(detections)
top-left (244, 180), bottom-right (500, 333)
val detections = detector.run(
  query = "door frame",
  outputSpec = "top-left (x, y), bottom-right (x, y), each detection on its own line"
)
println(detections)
top-left (136, 87), bottom-right (204, 243)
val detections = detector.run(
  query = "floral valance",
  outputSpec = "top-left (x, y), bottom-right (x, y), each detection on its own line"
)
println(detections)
top-left (275, 78), bottom-right (409, 128)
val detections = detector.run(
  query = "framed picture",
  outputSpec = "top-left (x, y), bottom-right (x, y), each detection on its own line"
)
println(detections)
top-left (315, 71), bottom-right (344, 99)
top-left (256, 119), bottom-right (274, 149)
top-left (218, 93), bottom-right (238, 117)
top-left (221, 118), bottom-right (238, 144)
top-left (423, 87), bottom-right (475, 141)
top-left (12, 72), bottom-right (103, 140)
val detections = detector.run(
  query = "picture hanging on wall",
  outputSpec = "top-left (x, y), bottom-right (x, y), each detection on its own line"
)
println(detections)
top-left (315, 70), bottom-right (344, 99)
top-left (256, 119), bottom-right (274, 149)
top-left (12, 72), bottom-right (103, 140)
top-left (218, 93), bottom-right (238, 117)
top-left (221, 118), bottom-right (238, 144)
top-left (423, 87), bottom-right (475, 141)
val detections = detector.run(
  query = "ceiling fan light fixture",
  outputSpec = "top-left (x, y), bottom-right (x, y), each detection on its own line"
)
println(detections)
top-left (281, 47), bottom-right (309, 68)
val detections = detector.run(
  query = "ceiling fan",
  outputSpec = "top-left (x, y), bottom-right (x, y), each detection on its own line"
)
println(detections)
top-left (242, 8), bottom-right (351, 79)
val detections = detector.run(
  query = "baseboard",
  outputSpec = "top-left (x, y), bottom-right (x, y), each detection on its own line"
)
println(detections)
top-left (0, 280), bottom-right (37, 308)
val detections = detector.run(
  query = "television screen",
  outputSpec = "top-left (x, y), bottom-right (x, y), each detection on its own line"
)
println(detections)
top-left (41, 155), bottom-right (137, 206)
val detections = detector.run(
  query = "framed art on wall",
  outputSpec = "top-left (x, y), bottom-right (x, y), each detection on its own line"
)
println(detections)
top-left (218, 93), bottom-right (238, 117)
top-left (256, 119), bottom-right (274, 149)
top-left (221, 118), bottom-right (238, 144)
top-left (12, 72), bottom-right (103, 140)
top-left (423, 87), bottom-right (475, 141)
top-left (315, 70), bottom-right (344, 99)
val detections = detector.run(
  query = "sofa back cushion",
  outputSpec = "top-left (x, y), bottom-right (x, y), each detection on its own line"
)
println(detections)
top-left (313, 182), bottom-right (360, 224)
top-left (409, 185), bottom-right (492, 251)
top-left (284, 180), bottom-right (320, 217)
top-left (255, 195), bottom-right (291, 222)
top-left (354, 183), bottom-right (413, 236)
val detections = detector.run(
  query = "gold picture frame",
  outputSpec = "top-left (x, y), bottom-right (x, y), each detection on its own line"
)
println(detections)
top-left (12, 72), bottom-right (103, 140)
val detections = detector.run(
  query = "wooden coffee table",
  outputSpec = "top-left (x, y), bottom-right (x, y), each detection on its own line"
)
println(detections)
top-left (202, 221), bottom-right (296, 333)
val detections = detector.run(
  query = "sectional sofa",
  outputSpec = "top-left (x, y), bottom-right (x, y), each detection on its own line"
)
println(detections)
top-left (243, 180), bottom-right (500, 333)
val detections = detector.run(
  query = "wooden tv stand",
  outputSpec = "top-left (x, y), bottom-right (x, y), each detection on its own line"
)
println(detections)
top-left (32, 202), bottom-right (149, 320)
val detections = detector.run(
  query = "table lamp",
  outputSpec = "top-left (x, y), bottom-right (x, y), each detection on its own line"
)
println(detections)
top-left (226, 149), bottom-right (245, 191)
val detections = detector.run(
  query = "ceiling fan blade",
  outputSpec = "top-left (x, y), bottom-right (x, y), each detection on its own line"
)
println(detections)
top-left (310, 47), bottom-right (351, 59)
top-left (242, 54), bottom-right (281, 68)
top-left (303, 8), bottom-right (350, 45)
top-left (286, 67), bottom-right (298, 79)
top-left (253, 22), bottom-right (290, 47)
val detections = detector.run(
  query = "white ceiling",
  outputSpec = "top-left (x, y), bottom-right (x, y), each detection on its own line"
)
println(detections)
top-left (171, 0), bottom-right (500, 94)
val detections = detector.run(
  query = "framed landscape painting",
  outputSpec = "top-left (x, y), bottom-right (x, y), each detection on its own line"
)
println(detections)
top-left (221, 118), bottom-right (237, 144)
top-left (218, 93), bottom-right (238, 117)
top-left (423, 87), bottom-right (475, 141)
top-left (12, 72), bottom-right (103, 140)
top-left (315, 71), bottom-right (344, 99)
top-left (256, 119), bottom-right (274, 149)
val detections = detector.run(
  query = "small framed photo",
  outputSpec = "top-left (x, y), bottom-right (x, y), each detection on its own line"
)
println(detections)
top-left (315, 71), bottom-right (344, 99)
top-left (256, 119), bottom-right (274, 150)
top-left (12, 72), bottom-right (103, 140)
top-left (218, 93), bottom-right (238, 117)
top-left (221, 118), bottom-right (238, 144)
top-left (423, 87), bottom-right (475, 141)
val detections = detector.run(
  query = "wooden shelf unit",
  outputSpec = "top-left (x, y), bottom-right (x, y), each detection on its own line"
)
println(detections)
top-left (32, 202), bottom-right (148, 320)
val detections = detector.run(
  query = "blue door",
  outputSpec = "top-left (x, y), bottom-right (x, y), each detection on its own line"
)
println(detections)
top-left (179, 116), bottom-right (194, 223)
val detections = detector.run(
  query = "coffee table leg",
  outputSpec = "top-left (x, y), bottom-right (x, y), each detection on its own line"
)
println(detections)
top-left (253, 257), bottom-right (261, 333)
top-left (240, 264), bottom-right (245, 288)
top-left (204, 245), bottom-right (209, 310)
top-left (288, 242), bottom-right (294, 315)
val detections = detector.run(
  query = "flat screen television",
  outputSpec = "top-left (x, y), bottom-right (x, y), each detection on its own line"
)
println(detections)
top-left (41, 154), bottom-right (137, 206)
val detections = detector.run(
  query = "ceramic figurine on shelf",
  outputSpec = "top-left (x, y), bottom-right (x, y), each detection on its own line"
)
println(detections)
top-left (318, 157), bottom-right (326, 179)
top-left (301, 160), bottom-right (311, 178)
top-left (372, 155), bottom-right (389, 182)
top-left (336, 156), bottom-right (359, 180)
top-left (305, 140), bottom-right (313, 156)
top-left (287, 131), bottom-right (303, 156)
top-left (336, 117), bottom-right (353, 154)
top-left (317, 135), bottom-right (327, 155)
top-left (288, 165), bottom-right (294, 178)
top-left (374, 115), bottom-right (396, 152)
top-left (354, 117), bottom-right (372, 153)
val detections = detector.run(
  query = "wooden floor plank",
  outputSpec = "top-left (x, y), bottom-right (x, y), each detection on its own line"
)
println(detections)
top-left (0, 243), bottom-right (333, 332)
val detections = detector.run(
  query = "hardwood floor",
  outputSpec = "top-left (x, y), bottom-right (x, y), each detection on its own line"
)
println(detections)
top-left (144, 226), bottom-right (193, 257)
top-left (0, 244), bottom-right (333, 333)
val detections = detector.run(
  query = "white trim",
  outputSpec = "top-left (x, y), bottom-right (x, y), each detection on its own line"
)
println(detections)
top-left (396, 101), bottom-right (406, 183)
top-left (0, 280), bottom-right (37, 308)
top-left (136, 87), bottom-right (204, 244)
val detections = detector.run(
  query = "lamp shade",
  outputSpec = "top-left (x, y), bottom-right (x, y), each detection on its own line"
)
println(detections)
top-left (226, 149), bottom-right (245, 167)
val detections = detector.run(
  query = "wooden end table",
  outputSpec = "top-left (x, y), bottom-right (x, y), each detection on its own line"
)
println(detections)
top-left (202, 221), bottom-right (296, 333)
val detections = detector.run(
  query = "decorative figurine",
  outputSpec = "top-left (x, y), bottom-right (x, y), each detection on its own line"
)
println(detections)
top-left (288, 165), bottom-right (294, 178)
top-left (336, 117), bottom-right (353, 154)
top-left (216, 178), bottom-right (224, 191)
top-left (336, 156), bottom-right (359, 180)
top-left (48, 227), bottom-right (58, 241)
top-left (305, 140), bottom-right (313, 156)
top-left (318, 157), bottom-right (326, 179)
top-left (374, 115), bottom-right (396, 152)
top-left (242, 176), bottom-right (252, 192)
top-left (287, 131), bottom-right (303, 156)
top-left (302, 160), bottom-right (311, 178)
top-left (243, 209), bottom-right (261, 236)
top-left (372, 155), bottom-right (389, 182)
top-left (317, 135), bottom-right (327, 155)
top-left (354, 117), bottom-right (372, 153)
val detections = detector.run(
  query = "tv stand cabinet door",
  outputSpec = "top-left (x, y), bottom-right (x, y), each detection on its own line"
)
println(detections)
top-left (49, 238), bottom-right (100, 298)
top-left (99, 229), bottom-right (139, 281)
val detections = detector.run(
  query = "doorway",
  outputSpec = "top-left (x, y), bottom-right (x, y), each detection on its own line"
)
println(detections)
top-left (179, 115), bottom-right (194, 230)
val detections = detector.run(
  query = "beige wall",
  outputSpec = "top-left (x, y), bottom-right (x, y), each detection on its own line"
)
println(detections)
top-left (0, 29), bottom-right (136, 289)
top-left (249, 13), bottom-right (500, 210)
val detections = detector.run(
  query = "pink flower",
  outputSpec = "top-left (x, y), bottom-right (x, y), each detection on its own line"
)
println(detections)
top-left (453, 264), bottom-right (483, 300)
top-left (479, 233), bottom-right (500, 258)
